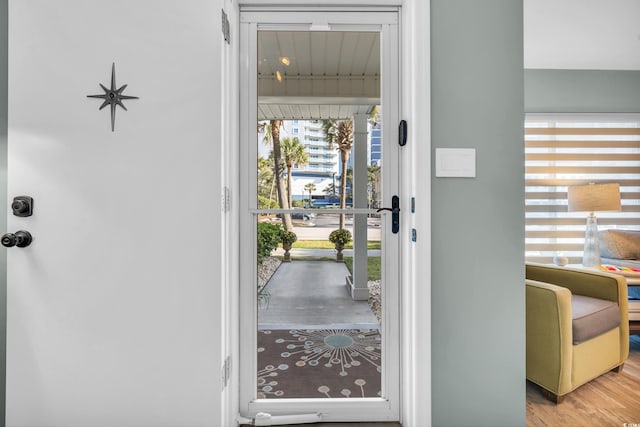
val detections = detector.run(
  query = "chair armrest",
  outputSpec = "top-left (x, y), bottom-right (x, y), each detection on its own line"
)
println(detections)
top-left (526, 262), bottom-right (627, 305)
top-left (526, 279), bottom-right (573, 395)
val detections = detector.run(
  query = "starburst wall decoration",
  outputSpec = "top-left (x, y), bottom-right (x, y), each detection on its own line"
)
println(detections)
top-left (87, 63), bottom-right (139, 132)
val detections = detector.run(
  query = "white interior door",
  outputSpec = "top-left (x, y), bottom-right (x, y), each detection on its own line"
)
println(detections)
top-left (5, 3), bottom-right (224, 425)
top-left (239, 6), bottom-right (401, 422)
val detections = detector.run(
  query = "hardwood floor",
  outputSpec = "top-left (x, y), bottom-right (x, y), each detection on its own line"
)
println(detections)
top-left (527, 335), bottom-right (640, 426)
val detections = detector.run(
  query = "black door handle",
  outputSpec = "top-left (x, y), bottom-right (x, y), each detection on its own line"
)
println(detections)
top-left (377, 195), bottom-right (400, 234)
top-left (2, 230), bottom-right (33, 248)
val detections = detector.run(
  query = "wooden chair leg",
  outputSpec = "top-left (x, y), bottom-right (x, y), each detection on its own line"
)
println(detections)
top-left (611, 363), bottom-right (625, 373)
top-left (540, 387), bottom-right (565, 404)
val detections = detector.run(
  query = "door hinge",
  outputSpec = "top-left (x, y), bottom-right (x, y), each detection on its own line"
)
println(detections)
top-left (222, 186), bottom-right (231, 212)
top-left (221, 9), bottom-right (231, 44)
top-left (222, 355), bottom-right (231, 390)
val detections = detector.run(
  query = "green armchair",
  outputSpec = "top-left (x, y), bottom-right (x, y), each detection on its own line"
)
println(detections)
top-left (526, 262), bottom-right (629, 403)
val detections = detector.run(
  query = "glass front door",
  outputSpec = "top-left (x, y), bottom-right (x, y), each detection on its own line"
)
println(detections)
top-left (239, 8), bottom-right (400, 422)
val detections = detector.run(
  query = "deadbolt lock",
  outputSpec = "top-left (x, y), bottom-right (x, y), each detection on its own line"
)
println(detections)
top-left (12, 196), bottom-right (33, 217)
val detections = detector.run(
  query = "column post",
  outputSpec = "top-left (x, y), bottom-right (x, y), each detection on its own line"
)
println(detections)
top-left (347, 113), bottom-right (370, 300)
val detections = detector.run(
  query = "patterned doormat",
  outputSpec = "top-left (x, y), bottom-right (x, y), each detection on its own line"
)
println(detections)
top-left (257, 329), bottom-right (381, 399)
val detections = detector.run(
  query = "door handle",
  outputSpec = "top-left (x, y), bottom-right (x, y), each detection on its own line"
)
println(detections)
top-left (376, 195), bottom-right (400, 234)
top-left (2, 230), bottom-right (33, 248)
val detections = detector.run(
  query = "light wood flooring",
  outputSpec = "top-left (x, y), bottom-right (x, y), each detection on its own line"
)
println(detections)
top-left (527, 335), bottom-right (640, 426)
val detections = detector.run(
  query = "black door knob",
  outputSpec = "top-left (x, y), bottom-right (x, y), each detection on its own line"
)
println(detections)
top-left (2, 230), bottom-right (33, 248)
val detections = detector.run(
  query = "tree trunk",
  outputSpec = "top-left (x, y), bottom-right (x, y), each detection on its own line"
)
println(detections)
top-left (286, 164), bottom-right (293, 208)
top-left (271, 120), bottom-right (293, 231)
top-left (339, 151), bottom-right (349, 230)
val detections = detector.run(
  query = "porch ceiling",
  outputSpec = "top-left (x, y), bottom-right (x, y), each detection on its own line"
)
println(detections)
top-left (258, 96), bottom-right (377, 120)
top-left (258, 31), bottom-right (380, 120)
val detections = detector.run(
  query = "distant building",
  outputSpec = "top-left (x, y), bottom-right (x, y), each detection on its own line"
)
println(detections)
top-left (280, 120), bottom-right (338, 205)
top-left (369, 121), bottom-right (382, 166)
top-left (260, 118), bottom-right (382, 207)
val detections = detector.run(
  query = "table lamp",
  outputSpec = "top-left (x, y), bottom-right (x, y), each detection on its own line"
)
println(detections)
top-left (568, 182), bottom-right (621, 267)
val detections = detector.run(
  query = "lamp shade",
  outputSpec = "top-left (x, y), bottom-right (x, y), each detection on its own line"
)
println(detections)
top-left (568, 183), bottom-right (621, 213)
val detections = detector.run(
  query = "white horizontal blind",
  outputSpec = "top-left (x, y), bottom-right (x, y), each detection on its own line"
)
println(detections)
top-left (525, 115), bottom-right (640, 264)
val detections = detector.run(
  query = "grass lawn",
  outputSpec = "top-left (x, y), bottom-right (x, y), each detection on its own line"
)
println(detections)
top-left (344, 256), bottom-right (381, 281)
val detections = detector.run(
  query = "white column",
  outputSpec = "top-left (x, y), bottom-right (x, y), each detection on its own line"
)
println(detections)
top-left (347, 113), bottom-right (370, 300)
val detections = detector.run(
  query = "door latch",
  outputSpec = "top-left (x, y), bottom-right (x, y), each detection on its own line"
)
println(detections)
top-left (2, 230), bottom-right (33, 248)
top-left (377, 195), bottom-right (400, 234)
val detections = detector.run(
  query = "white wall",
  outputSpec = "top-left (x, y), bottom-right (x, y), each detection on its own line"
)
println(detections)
top-left (7, 1), bottom-right (226, 425)
top-left (524, 0), bottom-right (640, 70)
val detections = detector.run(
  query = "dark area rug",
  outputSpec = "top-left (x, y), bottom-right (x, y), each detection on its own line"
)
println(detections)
top-left (257, 329), bottom-right (382, 399)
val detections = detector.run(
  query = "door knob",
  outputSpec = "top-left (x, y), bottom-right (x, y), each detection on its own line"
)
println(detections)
top-left (1, 230), bottom-right (33, 248)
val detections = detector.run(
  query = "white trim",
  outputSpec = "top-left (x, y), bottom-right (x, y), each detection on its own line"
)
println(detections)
top-left (400, 1), bottom-right (431, 426)
top-left (221, 2), bottom-right (241, 426)
top-left (232, 2), bottom-right (432, 426)
top-left (260, 96), bottom-right (380, 106)
top-left (239, 15), bottom-right (259, 418)
top-left (248, 398), bottom-right (398, 422)
top-left (242, 9), bottom-right (398, 25)
top-left (239, 2), bottom-right (402, 9)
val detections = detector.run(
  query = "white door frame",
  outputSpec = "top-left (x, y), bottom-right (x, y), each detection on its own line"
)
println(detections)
top-left (240, 8), bottom-right (400, 421)
top-left (226, 1), bottom-right (431, 425)
top-left (239, 7), bottom-right (400, 422)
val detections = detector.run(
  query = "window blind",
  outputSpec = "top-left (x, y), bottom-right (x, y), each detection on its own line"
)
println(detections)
top-left (525, 115), bottom-right (640, 264)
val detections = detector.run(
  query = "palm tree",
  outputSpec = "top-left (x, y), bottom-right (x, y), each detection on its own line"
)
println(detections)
top-left (257, 156), bottom-right (274, 208)
top-left (323, 120), bottom-right (354, 229)
top-left (323, 182), bottom-right (338, 203)
top-left (281, 137), bottom-right (308, 207)
top-left (259, 120), bottom-right (293, 231)
top-left (304, 182), bottom-right (316, 207)
top-left (367, 164), bottom-right (381, 208)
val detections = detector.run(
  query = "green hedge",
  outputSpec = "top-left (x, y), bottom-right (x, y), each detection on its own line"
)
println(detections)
top-left (257, 222), bottom-right (282, 263)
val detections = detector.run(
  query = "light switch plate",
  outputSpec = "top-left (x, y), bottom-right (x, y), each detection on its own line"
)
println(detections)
top-left (435, 148), bottom-right (476, 178)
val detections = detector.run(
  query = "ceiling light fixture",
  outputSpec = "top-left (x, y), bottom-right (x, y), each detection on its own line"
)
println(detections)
top-left (280, 56), bottom-right (291, 66)
top-left (275, 70), bottom-right (283, 82)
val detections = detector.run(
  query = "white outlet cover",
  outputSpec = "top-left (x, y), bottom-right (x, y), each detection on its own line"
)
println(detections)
top-left (435, 148), bottom-right (476, 178)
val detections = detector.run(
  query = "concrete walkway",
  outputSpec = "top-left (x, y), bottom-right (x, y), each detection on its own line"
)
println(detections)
top-left (258, 260), bottom-right (379, 330)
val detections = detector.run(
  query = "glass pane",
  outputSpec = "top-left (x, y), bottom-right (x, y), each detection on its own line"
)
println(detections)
top-left (256, 213), bottom-right (382, 399)
top-left (254, 29), bottom-right (384, 400)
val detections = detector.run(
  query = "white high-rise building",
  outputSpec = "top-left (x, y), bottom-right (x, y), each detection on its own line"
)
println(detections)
top-left (281, 119), bottom-right (338, 174)
top-left (280, 120), bottom-right (339, 205)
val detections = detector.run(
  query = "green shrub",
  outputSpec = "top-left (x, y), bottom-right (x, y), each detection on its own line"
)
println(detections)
top-left (281, 230), bottom-right (297, 245)
top-left (329, 228), bottom-right (352, 247)
top-left (258, 195), bottom-right (279, 209)
top-left (257, 222), bottom-right (282, 263)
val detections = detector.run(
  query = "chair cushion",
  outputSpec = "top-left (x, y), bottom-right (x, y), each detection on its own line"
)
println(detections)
top-left (571, 295), bottom-right (620, 344)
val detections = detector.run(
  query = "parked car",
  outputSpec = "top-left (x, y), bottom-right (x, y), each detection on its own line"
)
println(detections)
top-left (291, 212), bottom-right (312, 220)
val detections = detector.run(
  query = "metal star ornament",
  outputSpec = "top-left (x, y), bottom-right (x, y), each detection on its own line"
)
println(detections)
top-left (87, 63), bottom-right (139, 131)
